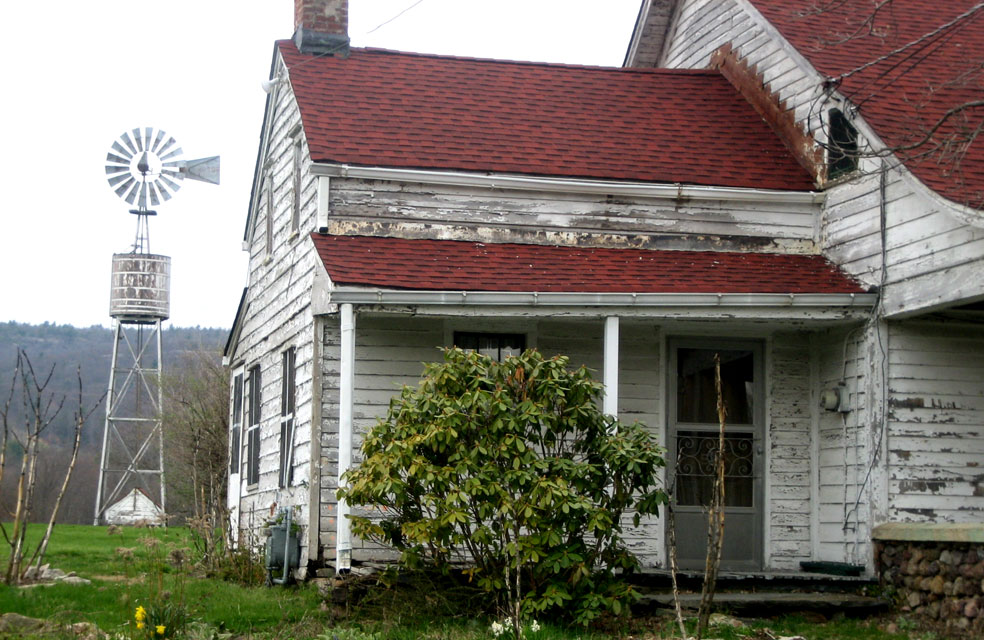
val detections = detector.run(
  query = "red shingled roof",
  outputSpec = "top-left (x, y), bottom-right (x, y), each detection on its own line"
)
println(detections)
top-left (749, 0), bottom-right (984, 207)
top-left (282, 43), bottom-right (815, 191)
top-left (311, 234), bottom-right (868, 294)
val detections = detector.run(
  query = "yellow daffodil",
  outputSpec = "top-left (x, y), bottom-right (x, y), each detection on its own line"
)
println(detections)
top-left (156, 625), bottom-right (166, 635)
top-left (135, 606), bottom-right (147, 622)
top-left (136, 622), bottom-right (145, 630)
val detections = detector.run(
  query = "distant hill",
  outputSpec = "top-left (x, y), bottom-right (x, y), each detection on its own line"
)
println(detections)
top-left (0, 321), bottom-right (227, 523)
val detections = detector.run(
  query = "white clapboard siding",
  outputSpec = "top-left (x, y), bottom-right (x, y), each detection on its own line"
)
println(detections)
top-left (812, 326), bottom-right (872, 564)
top-left (886, 320), bottom-right (984, 523)
top-left (327, 178), bottom-right (819, 253)
top-left (767, 332), bottom-right (813, 569)
top-left (233, 54), bottom-right (324, 563)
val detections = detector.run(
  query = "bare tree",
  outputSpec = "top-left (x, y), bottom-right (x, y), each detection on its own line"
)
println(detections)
top-left (160, 348), bottom-right (229, 566)
top-left (0, 349), bottom-right (103, 584)
top-left (799, 0), bottom-right (984, 205)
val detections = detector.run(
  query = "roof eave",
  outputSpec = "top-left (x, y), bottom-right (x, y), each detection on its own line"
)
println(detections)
top-left (327, 287), bottom-right (876, 310)
top-left (309, 163), bottom-right (824, 204)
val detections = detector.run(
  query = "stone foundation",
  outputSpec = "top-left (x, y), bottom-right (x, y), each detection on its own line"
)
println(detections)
top-left (874, 523), bottom-right (984, 635)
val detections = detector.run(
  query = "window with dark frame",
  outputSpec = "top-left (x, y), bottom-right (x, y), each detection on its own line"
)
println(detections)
top-left (828, 108), bottom-right (859, 180)
top-left (264, 177), bottom-right (274, 256)
top-left (230, 373), bottom-right (243, 474)
top-left (279, 347), bottom-right (296, 488)
top-left (291, 140), bottom-right (301, 234)
top-left (453, 332), bottom-right (526, 361)
top-left (246, 365), bottom-right (261, 485)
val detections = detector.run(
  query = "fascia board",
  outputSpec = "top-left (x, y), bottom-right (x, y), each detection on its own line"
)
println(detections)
top-left (310, 164), bottom-right (824, 205)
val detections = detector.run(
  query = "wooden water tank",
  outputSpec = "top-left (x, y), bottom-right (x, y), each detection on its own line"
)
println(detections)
top-left (109, 253), bottom-right (170, 321)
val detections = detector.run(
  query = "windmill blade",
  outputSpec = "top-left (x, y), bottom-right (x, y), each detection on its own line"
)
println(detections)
top-left (106, 152), bottom-right (131, 168)
top-left (132, 128), bottom-right (145, 152)
top-left (137, 181), bottom-right (148, 209)
top-left (112, 141), bottom-right (134, 160)
top-left (108, 173), bottom-right (132, 187)
top-left (159, 173), bottom-right (183, 194)
top-left (123, 180), bottom-right (141, 205)
top-left (161, 167), bottom-right (185, 182)
top-left (160, 146), bottom-right (184, 162)
top-left (158, 136), bottom-right (178, 156)
top-left (148, 183), bottom-right (162, 207)
top-left (143, 127), bottom-right (154, 153)
top-left (151, 129), bottom-right (166, 153)
top-left (114, 176), bottom-right (135, 198)
top-left (106, 165), bottom-right (129, 177)
top-left (121, 130), bottom-right (138, 155)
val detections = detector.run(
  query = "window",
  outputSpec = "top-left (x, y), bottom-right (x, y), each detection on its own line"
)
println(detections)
top-left (291, 140), bottom-right (302, 235)
top-left (828, 108), bottom-right (859, 179)
top-left (264, 177), bottom-right (274, 256)
top-left (453, 332), bottom-right (525, 361)
top-left (230, 373), bottom-right (243, 474)
top-left (246, 365), bottom-right (261, 485)
top-left (279, 348), bottom-right (296, 488)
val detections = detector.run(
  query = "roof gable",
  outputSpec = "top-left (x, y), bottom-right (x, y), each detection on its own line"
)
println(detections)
top-left (312, 234), bottom-right (868, 294)
top-left (282, 43), bottom-right (815, 191)
top-left (748, 0), bottom-right (984, 207)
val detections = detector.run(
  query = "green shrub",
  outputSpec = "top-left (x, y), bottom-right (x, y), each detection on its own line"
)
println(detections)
top-left (339, 348), bottom-right (667, 629)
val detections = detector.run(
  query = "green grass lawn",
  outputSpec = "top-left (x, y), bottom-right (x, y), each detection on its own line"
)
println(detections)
top-left (0, 523), bottom-right (952, 639)
top-left (0, 523), bottom-right (324, 637)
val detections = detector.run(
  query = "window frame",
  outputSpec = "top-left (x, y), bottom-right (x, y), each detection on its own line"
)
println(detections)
top-left (453, 331), bottom-right (526, 361)
top-left (827, 108), bottom-right (860, 180)
top-left (246, 364), bottom-right (261, 486)
top-left (230, 372), bottom-right (243, 475)
top-left (278, 347), bottom-right (296, 488)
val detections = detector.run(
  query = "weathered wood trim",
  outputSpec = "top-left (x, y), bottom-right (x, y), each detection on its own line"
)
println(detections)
top-left (710, 42), bottom-right (824, 185)
top-left (307, 315), bottom-right (323, 568)
top-left (310, 163), bottom-right (822, 204)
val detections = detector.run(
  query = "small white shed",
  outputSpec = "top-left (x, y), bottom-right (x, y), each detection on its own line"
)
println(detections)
top-left (104, 488), bottom-right (164, 526)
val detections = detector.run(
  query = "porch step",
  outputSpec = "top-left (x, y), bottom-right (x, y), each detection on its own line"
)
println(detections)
top-left (628, 569), bottom-right (876, 593)
top-left (636, 591), bottom-right (890, 616)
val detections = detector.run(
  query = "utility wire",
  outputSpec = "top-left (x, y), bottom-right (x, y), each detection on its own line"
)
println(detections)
top-left (366, 0), bottom-right (426, 35)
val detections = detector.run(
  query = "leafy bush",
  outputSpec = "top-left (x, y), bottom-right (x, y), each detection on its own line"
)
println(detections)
top-left (339, 348), bottom-right (667, 628)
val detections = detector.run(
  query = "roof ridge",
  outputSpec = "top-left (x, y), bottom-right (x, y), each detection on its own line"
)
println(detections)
top-left (276, 40), bottom-right (721, 75)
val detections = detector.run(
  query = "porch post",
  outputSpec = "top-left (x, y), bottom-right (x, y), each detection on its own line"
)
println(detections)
top-left (603, 316), bottom-right (619, 418)
top-left (336, 303), bottom-right (355, 573)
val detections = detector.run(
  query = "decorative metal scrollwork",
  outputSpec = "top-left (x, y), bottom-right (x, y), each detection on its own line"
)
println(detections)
top-left (675, 431), bottom-right (754, 507)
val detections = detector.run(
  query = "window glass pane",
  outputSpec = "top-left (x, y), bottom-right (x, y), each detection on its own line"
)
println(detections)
top-left (233, 374), bottom-right (243, 424)
top-left (676, 348), bottom-right (754, 424)
top-left (230, 427), bottom-right (240, 473)
top-left (454, 332), bottom-right (526, 361)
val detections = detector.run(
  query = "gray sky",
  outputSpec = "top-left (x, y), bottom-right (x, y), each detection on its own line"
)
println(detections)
top-left (0, 1), bottom-right (640, 329)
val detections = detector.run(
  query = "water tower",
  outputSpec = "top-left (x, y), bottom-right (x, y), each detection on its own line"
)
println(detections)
top-left (93, 127), bottom-right (219, 525)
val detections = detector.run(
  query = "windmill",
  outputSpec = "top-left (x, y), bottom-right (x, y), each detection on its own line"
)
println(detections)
top-left (94, 127), bottom-right (219, 525)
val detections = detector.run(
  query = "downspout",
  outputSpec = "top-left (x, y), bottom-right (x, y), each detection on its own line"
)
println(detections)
top-left (308, 315), bottom-right (323, 572)
top-left (336, 303), bottom-right (355, 573)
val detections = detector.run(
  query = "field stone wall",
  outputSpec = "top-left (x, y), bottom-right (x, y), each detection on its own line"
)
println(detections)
top-left (876, 539), bottom-right (984, 634)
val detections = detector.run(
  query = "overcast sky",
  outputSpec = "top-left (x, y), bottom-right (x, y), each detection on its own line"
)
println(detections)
top-left (0, 1), bottom-right (640, 329)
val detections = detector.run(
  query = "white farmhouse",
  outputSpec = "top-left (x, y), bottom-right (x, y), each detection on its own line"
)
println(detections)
top-left (224, 0), bottom-right (984, 592)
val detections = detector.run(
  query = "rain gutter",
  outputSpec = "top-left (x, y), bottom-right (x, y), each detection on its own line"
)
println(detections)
top-left (327, 289), bottom-right (876, 308)
top-left (310, 164), bottom-right (824, 204)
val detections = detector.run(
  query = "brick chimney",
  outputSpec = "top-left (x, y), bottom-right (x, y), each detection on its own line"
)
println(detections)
top-left (294, 0), bottom-right (350, 57)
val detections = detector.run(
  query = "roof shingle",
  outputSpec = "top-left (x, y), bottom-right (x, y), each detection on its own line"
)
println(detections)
top-left (282, 43), bottom-right (816, 191)
top-left (311, 234), bottom-right (869, 294)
